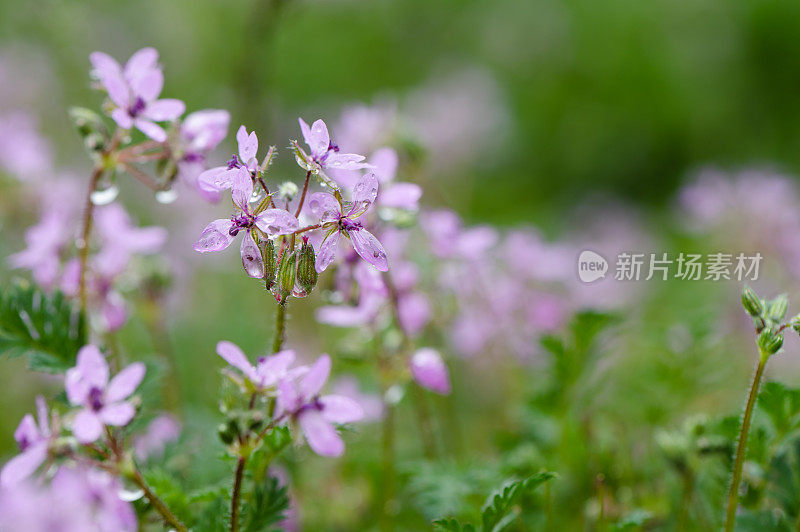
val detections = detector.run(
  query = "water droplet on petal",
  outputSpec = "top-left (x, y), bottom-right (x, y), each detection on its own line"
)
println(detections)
top-left (90, 184), bottom-right (119, 205)
top-left (155, 189), bottom-right (178, 204)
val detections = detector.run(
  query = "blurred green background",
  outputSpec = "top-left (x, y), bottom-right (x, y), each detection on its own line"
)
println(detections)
top-left (4, 0), bottom-right (800, 224)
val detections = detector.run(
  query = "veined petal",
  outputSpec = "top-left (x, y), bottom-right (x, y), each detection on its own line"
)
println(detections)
top-left (255, 209), bottom-right (299, 236)
top-left (216, 341), bottom-right (258, 381)
top-left (307, 192), bottom-right (341, 222)
top-left (323, 152), bottom-right (371, 171)
top-left (241, 232), bottom-right (265, 278)
top-left (351, 172), bottom-right (379, 212)
top-left (198, 166), bottom-right (234, 192)
top-left (106, 362), bottom-right (146, 403)
top-left (349, 228), bottom-right (389, 272)
top-left (319, 395), bottom-right (364, 424)
top-left (299, 410), bottom-right (344, 457)
top-left (134, 119), bottom-right (167, 142)
top-left (0, 442), bottom-right (48, 487)
top-left (231, 166), bottom-right (253, 213)
top-left (238, 127), bottom-right (258, 163)
top-left (316, 231), bottom-right (340, 273)
top-left (300, 354), bottom-right (330, 399)
top-left (194, 219), bottom-right (235, 252)
top-left (72, 410), bottom-right (104, 443)
top-left (308, 119), bottom-right (331, 159)
top-left (143, 98), bottom-right (185, 121)
top-left (100, 402), bottom-right (136, 426)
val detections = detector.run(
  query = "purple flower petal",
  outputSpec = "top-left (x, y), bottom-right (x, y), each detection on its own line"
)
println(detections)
top-left (231, 166), bottom-right (253, 213)
top-left (65, 345), bottom-right (109, 405)
top-left (241, 232), bottom-right (265, 278)
top-left (397, 292), bottom-right (431, 336)
top-left (13, 415), bottom-right (39, 450)
top-left (35, 396), bottom-right (49, 437)
top-left (131, 69), bottom-right (164, 102)
top-left (409, 348), bottom-right (451, 395)
top-left (300, 354), bottom-right (331, 399)
top-left (194, 219), bottom-right (235, 252)
top-left (142, 98), bottom-right (185, 121)
top-left (100, 402), bottom-right (136, 426)
top-left (323, 152), bottom-right (371, 171)
top-left (72, 410), bottom-right (104, 444)
top-left (370, 147), bottom-right (398, 183)
top-left (90, 51), bottom-right (121, 81)
top-left (198, 166), bottom-right (234, 192)
top-left (307, 192), bottom-right (341, 222)
top-left (0, 442), bottom-right (48, 487)
top-left (298, 409), bottom-right (344, 457)
top-left (134, 119), bottom-right (167, 142)
top-left (351, 172), bottom-right (379, 212)
top-left (316, 231), bottom-right (340, 273)
top-left (106, 362), bottom-right (146, 403)
top-left (319, 395), bottom-right (364, 424)
top-left (276, 378), bottom-right (300, 416)
top-left (349, 228), bottom-right (389, 272)
top-left (255, 350), bottom-right (295, 386)
top-left (216, 341), bottom-right (258, 381)
top-left (123, 47), bottom-right (159, 83)
top-left (236, 126), bottom-right (258, 164)
top-left (255, 209), bottom-right (299, 236)
top-left (111, 108), bottom-right (134, 129)
top-left (299, 118), bottom-right (330, 159)
top-left (379, 182), bottom-right (422, 210)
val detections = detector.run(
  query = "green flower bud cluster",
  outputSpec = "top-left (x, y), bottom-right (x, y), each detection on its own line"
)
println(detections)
top-left (741, 286), bottom-right (796, 360)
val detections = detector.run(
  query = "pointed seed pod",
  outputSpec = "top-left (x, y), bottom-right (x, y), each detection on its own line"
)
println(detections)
top-left (277, 251), bottom-right (297, 299)
top-left (297, 239), bottom-right (318, 294)
top-left (767, 293), bottom-right (789, 323)
top-left (261, 239), bottom-right (278, 289)
top-left (741, 286), bottom-right (763, 318)
top-left (758, 327), bottom-right (783, 356)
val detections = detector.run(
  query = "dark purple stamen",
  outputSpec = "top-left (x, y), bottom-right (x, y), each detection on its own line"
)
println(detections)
top-left (229, 213), bottom-right (255, 236)
top-left (183, 152), bottom-right (203, 163)
top-left (328, 141), bottom-right (339, 153)
top-left (339, 217), bottom-right (361, 232)
top-left (89, 387), bottom-right (104, 412)
top-left (226, 154), bottom-right (242, 170)
top-left (297, 397), bottom-right (324, 415)
top-left (129, 97), bottom-right (146, 117)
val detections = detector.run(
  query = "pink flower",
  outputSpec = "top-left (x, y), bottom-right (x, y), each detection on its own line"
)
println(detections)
top-left (0, 397), bottom-right (52, 487)
top-left (194, 167), bottom-right (299, 278)
top-left (308, 172), bottom-right (389, 272)
top-left (90, 48), bottom-right (185, 142)
top-left (198, 125), bottom-right (264, 197)
top-left (133, 414), bottom-right (181, 461)
top-left (65, 345), bottom-right (145, 444)
top-left (409, 348), bottom-right (451, 395)
top-left (276, 355), bottom-right (363, 457)
top-left (176, 109), bottom-right (231, 201)
top-left (294, 117), bottom-right (372, 174)
top-left (93, 203), bottom-right (168, 279)
top-left (0, 111), bottom-right (52, 181)
top-left (216, 341), bottom-right (300, 392)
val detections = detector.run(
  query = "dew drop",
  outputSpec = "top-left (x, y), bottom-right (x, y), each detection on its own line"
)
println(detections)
top-left (155, 189), bottom-right (178, 204)
top-left (90, 184), bottom-right (119, 205)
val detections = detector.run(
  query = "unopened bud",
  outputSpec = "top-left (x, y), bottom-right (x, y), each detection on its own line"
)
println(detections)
top-left (297, 240), bottom-right (318, 293)
top-left (741, 286), bottom-right (763, 318)
top-left (791, 314), bottom-right (800, 334)
top-left (261, 239), bottom-right (277, 289)
top-left (247, 411), bottom-right (265, 432)
top-left (767, 294), bottom-right (789, 323)
top-left (217, 422), bottom-right (236, 445)
top-left (68, 107), bottom-right (109, 141)
top-left (758, 328), bottom-right (783, 356)
top-left (277, 251), bottom-right (297, 298)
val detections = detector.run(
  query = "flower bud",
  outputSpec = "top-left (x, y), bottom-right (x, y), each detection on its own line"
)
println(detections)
top-left (767, 294), bottom-right (789, 323)
top-left (277, 251), bottom-right (297, 299)
top-left (68, 107), bottom-right (109, 145)
top-left (261, 239), bottom-right (277, 289)
top-left (297, 240), bottom-right (318, 294)
top-left (791, 314), bottom-right (800, 334)
top-left (758, 328), bottom-right (783, 356)
top-left (741, 286), bottom-right (763, 318)
top-left (217, 422), bottom-right (236, 445)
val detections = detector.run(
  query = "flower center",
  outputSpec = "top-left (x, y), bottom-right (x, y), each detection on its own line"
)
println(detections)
top-left (228, 214), bottom-right (255, 236)
top-left (129, 97), bottom-right (146, 118)
top-left (89, 387), bottom-right (104, 412)
top-left (226, 154), bottom-right (242, 170)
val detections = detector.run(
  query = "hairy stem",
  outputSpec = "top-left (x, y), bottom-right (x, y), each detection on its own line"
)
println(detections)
top-left (230, 456), bottom-right (247, 532)
top-left (130, 467), bottom-right (188, 532)
top-left (77, 166), bottom-right (104, 316)
top-left (724, 355), bottom-right (767, 532)
top-left (272, 299), bottom-right (288, 352)
top-left (294, 170), bottom-right (312, 217)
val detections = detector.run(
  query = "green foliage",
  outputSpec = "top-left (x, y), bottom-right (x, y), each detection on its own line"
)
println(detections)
top-left (193, 494), bottom-right (230, 532)
top-left (0, 280), bottom-right (86, 372)
top-left (141, 469), bottom-right (192, 524)
top-left (432, 472), bottom-right (556, 532)
top-left (242, 475), bottom-right (289, 532)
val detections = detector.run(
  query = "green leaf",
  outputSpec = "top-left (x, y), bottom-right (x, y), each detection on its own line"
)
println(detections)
top-left (0, 280), bottom-right (85, 372)
top-left (758, 382), bottom-right (800, 437)
top-left (194, 494), bottom-right (230, 532)
top-left (433, 518), bottom-right (477, 532)
top-left (142, 469), bottom-right (191, 523)
top-left (243, 475), bottom-right (289, 532)
top-left (480, 472), bottom-right (557, 532)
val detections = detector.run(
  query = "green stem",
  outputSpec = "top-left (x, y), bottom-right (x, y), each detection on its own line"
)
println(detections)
top-left (230, 456), bottom-right (247, 532)
top-left (272, 299), bottom-right (287, 352)
top-left (130, 467), bottom-right (188, 532)
top-left (724, 355), bottom-right (767, 532)
top-left (380, 400), bottom-right (396, 532)
top-left (77, 166), bottom-right (104, 317)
